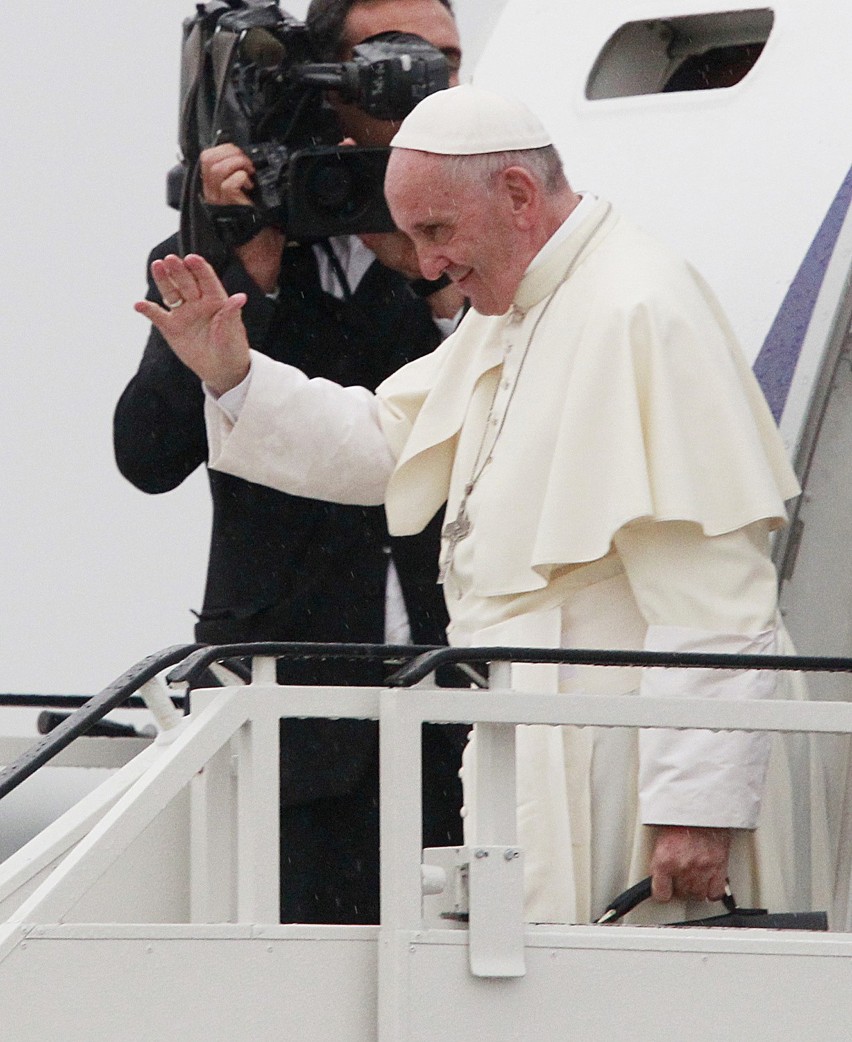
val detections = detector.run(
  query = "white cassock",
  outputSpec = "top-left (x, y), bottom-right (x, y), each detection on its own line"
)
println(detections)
top-left (207, 198), bottom-right (831, 924)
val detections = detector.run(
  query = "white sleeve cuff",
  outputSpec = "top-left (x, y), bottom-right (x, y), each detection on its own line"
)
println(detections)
top-left (638, 623), bottom-right (777, 830)
top-left (209, 370), bottom-right (252, 422)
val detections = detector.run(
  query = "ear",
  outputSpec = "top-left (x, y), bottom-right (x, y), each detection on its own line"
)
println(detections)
top-left (500, 166), bottom-right (539, 230)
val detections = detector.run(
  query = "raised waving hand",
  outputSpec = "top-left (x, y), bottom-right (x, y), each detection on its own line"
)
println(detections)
top-left (135, 253), bottom-right (251, 396)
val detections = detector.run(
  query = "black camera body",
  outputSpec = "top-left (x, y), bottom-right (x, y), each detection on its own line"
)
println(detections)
top-left (173, 0), bottom-right (449, 253)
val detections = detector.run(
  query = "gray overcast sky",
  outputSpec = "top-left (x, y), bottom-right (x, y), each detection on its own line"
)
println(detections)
top-left (0, 0), bottom-right (506, 695)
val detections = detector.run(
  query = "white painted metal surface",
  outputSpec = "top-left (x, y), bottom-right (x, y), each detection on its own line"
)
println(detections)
top-left (0, 660), bottom-right (849, 1041)
top-left (0, 736), bottom-right (153, 864)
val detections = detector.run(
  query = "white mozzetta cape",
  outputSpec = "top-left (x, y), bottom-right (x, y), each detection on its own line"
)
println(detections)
top-left (378, 199), bottom-right (799, 596)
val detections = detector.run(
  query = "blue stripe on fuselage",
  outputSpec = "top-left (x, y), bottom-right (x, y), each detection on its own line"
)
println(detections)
top-left (753, 164), bottom-right (852, 421)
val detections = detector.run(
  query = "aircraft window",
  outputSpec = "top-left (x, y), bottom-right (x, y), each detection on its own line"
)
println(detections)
top-left (586, 9), bottom-right (774, 99)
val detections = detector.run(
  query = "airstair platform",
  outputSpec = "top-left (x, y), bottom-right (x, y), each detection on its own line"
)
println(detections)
top-left (1, 642), bottom-right (851, 1042)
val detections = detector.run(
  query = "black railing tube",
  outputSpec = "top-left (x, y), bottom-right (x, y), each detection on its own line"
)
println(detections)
top-left (0, 642), bottom-right (439, 804)
top-left (166, 641), bottom-right (443, 687)
top-left (0, 695), bottom-right (182, 711)
top-left (0, 644), bottom-right (197, 802)
top-left (387, 646), bottom-right (852, 687)
top-left (7, 640), bottom-right (852, 804)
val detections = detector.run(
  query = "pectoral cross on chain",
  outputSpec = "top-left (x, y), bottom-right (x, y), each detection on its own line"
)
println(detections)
top-left (438, 486), bottom-right (474, 583)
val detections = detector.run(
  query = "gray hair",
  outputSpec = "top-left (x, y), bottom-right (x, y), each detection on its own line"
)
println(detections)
top-left (307, 0), bottom-right (455, 60)
top-left (443, 146), bottom-right (568, 195)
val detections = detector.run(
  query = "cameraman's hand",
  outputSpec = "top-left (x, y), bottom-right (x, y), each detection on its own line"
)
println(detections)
top-left (359, 230), bottom-right (422, 281)
top-left (199, 144), bottom-right (284, 294)
top-left (200, 143), bottom-right (256, 206)
top-left (360, 230), bottom-right (466, 320)
top-left (135, 253), bottom-right (251, 397)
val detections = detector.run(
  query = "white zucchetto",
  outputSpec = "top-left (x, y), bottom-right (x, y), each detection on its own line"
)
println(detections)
top-left (390, 84), bottom-right (553, 155)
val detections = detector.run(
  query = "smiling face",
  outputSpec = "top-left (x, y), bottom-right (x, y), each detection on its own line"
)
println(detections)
top-left (384, 149), bottom-right (539, 315)
top-left (331, 0), bottom-right (462, 147)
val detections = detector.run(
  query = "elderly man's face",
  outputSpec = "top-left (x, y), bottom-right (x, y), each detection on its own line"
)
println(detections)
top-left (332, 0), bottom-right (462, 147)
top-left (385, 150), bottom-right (529, 315)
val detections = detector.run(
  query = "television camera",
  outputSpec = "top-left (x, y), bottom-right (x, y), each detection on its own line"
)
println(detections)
top-left (171, 0), bottom-right (450, 259)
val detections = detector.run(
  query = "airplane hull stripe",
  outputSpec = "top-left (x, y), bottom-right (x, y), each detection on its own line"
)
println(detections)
top-left (753, 163), bottom-right (852, 421)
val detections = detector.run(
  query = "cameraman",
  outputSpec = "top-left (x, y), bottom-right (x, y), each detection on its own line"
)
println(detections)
top-left (113, 0), bottom-right (465, 925)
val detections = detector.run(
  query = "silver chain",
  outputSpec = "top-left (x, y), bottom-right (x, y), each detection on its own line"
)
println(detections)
top-left (439, 204), bottom-right (612, 584)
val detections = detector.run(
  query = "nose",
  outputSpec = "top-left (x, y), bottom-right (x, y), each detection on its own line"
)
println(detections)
top-left (415, 245), bottom-right (447, 282)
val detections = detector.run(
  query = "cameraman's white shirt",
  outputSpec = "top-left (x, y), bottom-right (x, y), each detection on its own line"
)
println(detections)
top-left (313, 234), bottom-right (460, 339)
top-left (313, 235), bottom-right (375, 299)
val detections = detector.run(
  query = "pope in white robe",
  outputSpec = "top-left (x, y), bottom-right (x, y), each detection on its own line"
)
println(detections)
top-left (137, 84), bottom-right (830, 925)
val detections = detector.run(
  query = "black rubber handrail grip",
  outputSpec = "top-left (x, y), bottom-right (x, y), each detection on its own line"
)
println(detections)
top-left (0, 695), bottom-right (182, 711)
top-left (0, 644), bottom-right (198, 802)
top-left (386, 645), bottom-right (852, 687)
top-left (166, 641), bottom-right (444, 686)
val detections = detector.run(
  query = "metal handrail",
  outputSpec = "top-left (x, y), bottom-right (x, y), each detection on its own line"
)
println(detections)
top-left (0, 694), bottom-right (173, 711)
top-left (6, 639), bottom-right (852, 805)
top-left (0, 644), bottom-right (198, 802)
top-left (0, 642), bottom-right (444, 805)
top-left (165, 641), bottom-right (446, 686)
top-left (386, 645), bottom-right (852, 687)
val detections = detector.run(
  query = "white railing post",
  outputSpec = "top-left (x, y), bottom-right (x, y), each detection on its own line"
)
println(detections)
top-left (190, 737), bottom-right (237, 924)
top-left (235, 696), bottom-right (280, 925)
top-left (462, 659), bottom-right (525, 978)
top-left (378, 688), bottom-right (424, 1042)
top-left (471, 660), bottom-right (517, 848)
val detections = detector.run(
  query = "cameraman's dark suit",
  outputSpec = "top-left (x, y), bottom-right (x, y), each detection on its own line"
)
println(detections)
top-left (114, 233), bottom-right (466, 924)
